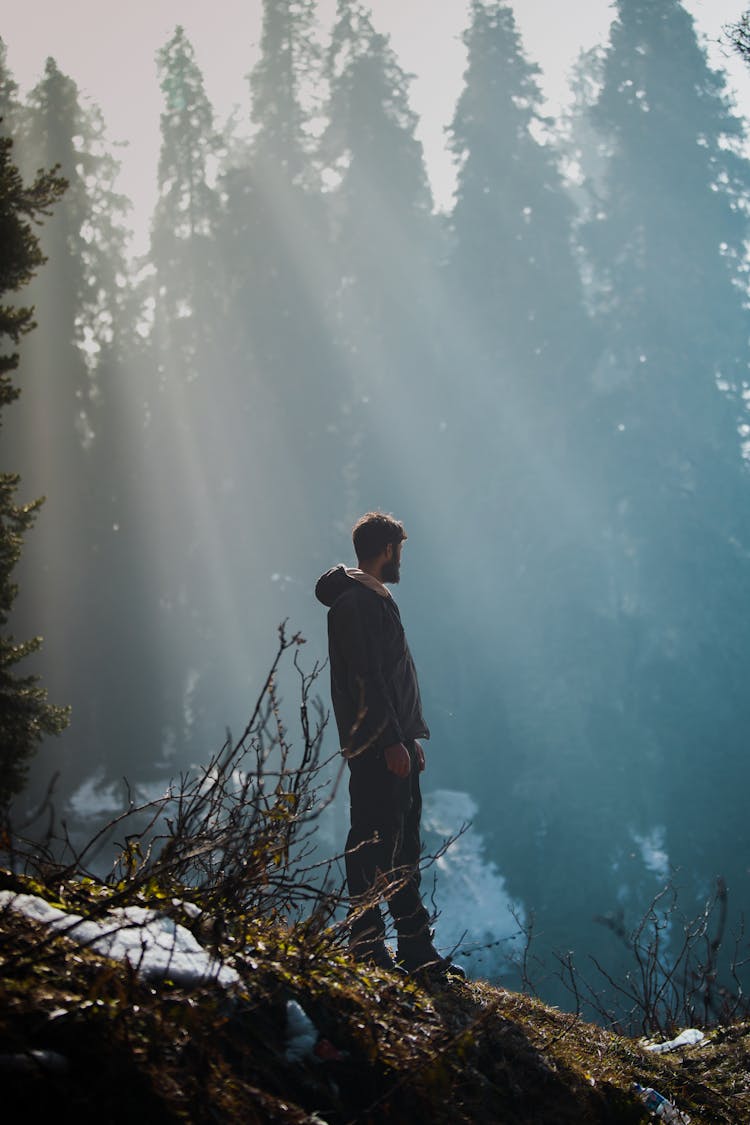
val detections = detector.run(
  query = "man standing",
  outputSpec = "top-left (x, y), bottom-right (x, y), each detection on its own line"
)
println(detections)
top-left (316, 512), bottom-right (458, 977)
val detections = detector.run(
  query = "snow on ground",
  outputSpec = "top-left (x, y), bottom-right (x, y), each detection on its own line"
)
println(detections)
top-left (0, 891), bottom-right (240, 988)
top-left (643, 1028), bottom-right (705, 1054)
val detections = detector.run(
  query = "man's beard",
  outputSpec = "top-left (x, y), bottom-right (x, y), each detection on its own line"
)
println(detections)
top-left (382, 557), bottom-right (400, 584)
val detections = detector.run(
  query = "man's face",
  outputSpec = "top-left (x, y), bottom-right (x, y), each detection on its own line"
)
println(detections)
top-left (382, 540), bottom-right (402, 584)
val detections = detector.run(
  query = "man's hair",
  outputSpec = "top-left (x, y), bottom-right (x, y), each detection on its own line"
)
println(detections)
top-left (352, 511), bottom-right (407, 562)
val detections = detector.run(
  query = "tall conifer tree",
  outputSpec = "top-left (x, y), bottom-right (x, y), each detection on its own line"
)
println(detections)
top-left (0, 131), bottom-right (68, 807)
top-left (578, 0), bottom-right (750, 941)
top-left (321, 0), bottom-right (439, 514)
top-left (218, 0), bottom-right (340, 570)
top-left (445, 0), bottom-right (590, 564)
top-left (221, 0), bottom-right (325, 407)
top-left (0, 40), bottom-right (21, 140)
top-left (148, 27), bottom-right (232, 762)
top-left (8, 60), bottom-right (134, 793)
top-left (249, 0), bottom-right (318, 181)
top-left (151, 26), bottom-right (222, 380)
top-left (438, 1), bottom-right (599, 958)
top-left (448, 1), bottom-right (588, 399)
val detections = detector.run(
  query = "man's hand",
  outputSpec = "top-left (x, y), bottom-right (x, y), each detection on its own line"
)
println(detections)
top-left (384, 742), bottom-right (411, 778)
top-left (415, 740), bottom-right (426, 772)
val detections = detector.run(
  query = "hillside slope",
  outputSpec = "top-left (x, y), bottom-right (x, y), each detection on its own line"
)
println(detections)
top-left (1, 869), bottom-right (746, 1123)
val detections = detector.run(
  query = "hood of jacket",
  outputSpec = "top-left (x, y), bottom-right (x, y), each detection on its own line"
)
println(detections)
top-left (315, 565), bottom-right (391, 607)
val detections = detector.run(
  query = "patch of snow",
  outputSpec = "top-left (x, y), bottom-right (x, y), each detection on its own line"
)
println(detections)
top-left (172, 898), bottom-right (202, 920)
top-left (0, 1049), bottom-right (69, 1074)
top-left (0, 891), bottom-right (239, 989)
top-left (643, 1028), bottom-right (706, 1054)
top-left (285, 999), bottom-right (318, 1063)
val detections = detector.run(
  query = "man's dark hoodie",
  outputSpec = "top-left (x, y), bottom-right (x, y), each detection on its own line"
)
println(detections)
top-left (315, 565), bottom-right (429, 756)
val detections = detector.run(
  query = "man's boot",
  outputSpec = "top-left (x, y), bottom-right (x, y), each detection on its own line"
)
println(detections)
top-left (349, 930), bottom-right (405, 973)
top-left (396, 929), bottom-right (466, 980)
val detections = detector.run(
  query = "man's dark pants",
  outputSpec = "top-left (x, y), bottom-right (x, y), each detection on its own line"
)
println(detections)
top-left (345, 740), bottom-right (431, 948)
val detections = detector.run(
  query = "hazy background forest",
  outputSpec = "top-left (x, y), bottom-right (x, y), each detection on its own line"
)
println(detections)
top-left (3, 0), bottom-right (750, 1020)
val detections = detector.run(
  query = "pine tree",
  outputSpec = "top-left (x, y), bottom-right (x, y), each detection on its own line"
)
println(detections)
top-left (218, 0), bottom-right (340, 565)
top-left (324, 0), bottom-right (434, 329)
top-left (0, 39), bottom-right (21, 140)
top-left (429, 1), bottom-right (615, 989)
top-left (21, 60), bottom-right (131, 377)
top-left (448, 0), bottom-right (588, 400)
top-left (19, 60), bottom-right (89, 420)
top-left (442, 3), bottom-right (591, 753)
top-left (585, 0), bottom-right (749, 417)
top-left (144, 27), bottom-right (230, 763)
top-left (151, 26), bottom-right (222, 379)
top-left (149, 26), bottom-right (223, 536)
top-left (7, 59), bottom-right (134, 794)
top-left (221, 0), bottom-right (325, 398)
top-left (558, 46), bottom-right (609, 224)
top-left (249, 0), bottom-right (319, 182)
top-left (578, 0), bottom-right (750, 949)
top-left (12, 59), bottom-right (132, 474)
top-left (443, 0), bottom-right (592, 571)
top-left (321, 0), bottom-right (439, 512)
top-left (0, 131), bottom-right (68, 808)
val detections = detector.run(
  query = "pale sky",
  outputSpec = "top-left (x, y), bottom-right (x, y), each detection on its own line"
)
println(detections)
top-left (3, 0), bottom-right (749, 251)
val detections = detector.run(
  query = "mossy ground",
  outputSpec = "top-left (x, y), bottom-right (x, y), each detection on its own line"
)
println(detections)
top-left (0, 869), bottom-right (747, 1124)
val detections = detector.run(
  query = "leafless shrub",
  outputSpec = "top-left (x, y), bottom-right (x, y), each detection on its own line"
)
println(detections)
top-left (547, 877), bottom-right (750, 1035)
top-left (503, 904), bottom-right (544, 998)
top-left (5, 624), bottom-right (349, 929)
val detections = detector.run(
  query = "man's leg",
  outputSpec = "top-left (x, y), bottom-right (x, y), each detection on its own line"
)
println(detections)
top-left (391, 744), bottom-right (465, 977)
top-left (387, 742), bottom-right (432, 944)
top-left (345, 749), bottom-right (410, 961)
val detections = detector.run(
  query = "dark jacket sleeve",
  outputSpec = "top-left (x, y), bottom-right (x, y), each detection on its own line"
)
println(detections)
top-left (328, 590), bottom-right (404, 755)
